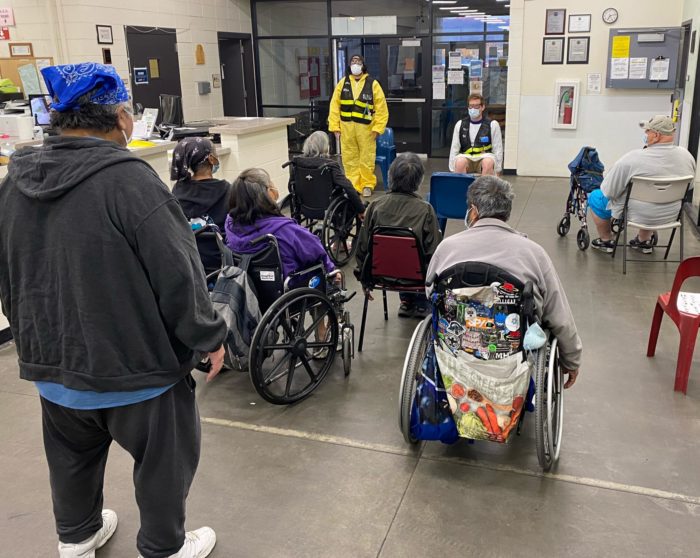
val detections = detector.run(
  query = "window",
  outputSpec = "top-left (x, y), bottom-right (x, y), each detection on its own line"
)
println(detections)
top-left (256, 1), bottom-right (329, 37)
top-left (331, 0), bottom-right (428, 36)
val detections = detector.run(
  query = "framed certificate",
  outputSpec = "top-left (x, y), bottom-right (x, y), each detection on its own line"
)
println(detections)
top-left (567, 37), bottom-right (590, 64)
top-left (96, 25), bottom-right (113, 45)
top-left (545, 9), bottom-right (566, 35)
top-left (9, 42), bottom-right (33, 57)
top-left (542, 37), bottom-right (565, 65)
top-left (568, 14), bottom-right (591, 33)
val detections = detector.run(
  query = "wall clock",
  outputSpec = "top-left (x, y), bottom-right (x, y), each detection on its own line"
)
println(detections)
top-left (603, 8), bottom-right (619, 24)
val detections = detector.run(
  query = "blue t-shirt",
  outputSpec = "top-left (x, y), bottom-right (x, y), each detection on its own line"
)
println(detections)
top-left (35, 382), bottom-right (174, 410)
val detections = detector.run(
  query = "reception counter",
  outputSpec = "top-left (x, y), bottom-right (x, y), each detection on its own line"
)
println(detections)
top-left (210, 117), bottom-right (295, 197)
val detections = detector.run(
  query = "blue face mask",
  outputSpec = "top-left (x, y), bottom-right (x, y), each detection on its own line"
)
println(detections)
top-left (643, 133), bottom-right (648, 147)
top-left (212, 163), bottom-right (220, 174)
top-left (468, 108), bottom-right (481, 120)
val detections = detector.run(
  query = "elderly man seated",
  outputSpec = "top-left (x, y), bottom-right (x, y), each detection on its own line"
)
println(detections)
top-left (426, 176), bottom-right (582, 388)
top-left (588, 115), bottom-right (696, 254)
top-left (355, 153), bottom-right (441, 318)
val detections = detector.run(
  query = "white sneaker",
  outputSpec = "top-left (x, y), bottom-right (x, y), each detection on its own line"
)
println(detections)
top-left (139, 527), bottom-right (216, 558)
top-left (58, 509), bottom-right (118, 558)
top-left (362, 187), bottom-right (373, 197)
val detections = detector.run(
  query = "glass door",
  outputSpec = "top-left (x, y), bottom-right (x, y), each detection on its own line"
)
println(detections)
top-left (334, 37), bottom-right (430, 153)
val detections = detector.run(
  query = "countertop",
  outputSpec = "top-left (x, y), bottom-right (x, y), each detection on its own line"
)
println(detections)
top-left (209, 117), bottom-right (295, 136)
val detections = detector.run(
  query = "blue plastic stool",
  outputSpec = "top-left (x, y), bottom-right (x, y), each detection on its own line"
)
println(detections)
top-left (375, 128), bottom-right (396, 191)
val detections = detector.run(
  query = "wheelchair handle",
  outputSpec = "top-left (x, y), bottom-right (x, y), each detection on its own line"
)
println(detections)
top-left (282, 160), bottom-right (292, 169)
top-left (250, 234), bottom-right (277, 247)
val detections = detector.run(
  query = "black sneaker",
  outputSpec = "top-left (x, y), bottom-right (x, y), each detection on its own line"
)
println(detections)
top-left (591, 238), bottom-right (615, 253)
top-left (414, 305), bottom-right (431, 319)
top-left (398, 303), bottom-right (415, 318)
top-left (629, 236), bottom-right (653, 254)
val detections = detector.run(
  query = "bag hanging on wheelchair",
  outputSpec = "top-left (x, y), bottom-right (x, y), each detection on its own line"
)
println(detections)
top-left (210, 250), bottom-right (262, 369)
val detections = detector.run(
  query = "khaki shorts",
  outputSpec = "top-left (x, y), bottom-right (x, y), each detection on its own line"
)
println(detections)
top-left (455, 155), bottom-right (494, 174)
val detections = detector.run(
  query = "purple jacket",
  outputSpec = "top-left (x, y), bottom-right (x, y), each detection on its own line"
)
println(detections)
top-left (225, 215), bottom-right (335, 278)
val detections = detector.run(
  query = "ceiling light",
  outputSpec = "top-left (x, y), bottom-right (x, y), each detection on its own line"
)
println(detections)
top-left (432, 0), bottom-right (458, 3)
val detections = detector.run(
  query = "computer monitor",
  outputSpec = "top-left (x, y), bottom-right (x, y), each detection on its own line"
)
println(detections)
top-left (159, 94), bottom-right (184, 127)
top-left (29, 94), bottom-right (51, 126)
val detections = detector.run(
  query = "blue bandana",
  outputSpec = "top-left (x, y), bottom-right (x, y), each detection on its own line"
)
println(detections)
top-left (40, 63), bottom-right (130, 112)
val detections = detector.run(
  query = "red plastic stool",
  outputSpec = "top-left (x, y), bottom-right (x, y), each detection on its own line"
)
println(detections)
top-left (647, 256), bottom-right (700, 394)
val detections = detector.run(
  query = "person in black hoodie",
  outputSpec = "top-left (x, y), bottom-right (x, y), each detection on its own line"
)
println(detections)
top-left (171, 137), bottom-right (231, 275)
top-left (0, 63), bottom-right (224, 558)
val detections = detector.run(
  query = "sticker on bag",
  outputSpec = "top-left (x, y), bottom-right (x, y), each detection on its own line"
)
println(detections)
top-left (435, 343), bottom-right (531, 443)
top-left (259, 270), bottom-right (275, 282)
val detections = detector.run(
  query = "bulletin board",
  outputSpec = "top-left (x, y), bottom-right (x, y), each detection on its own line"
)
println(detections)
top-left (605, 27), bottom-right (682, 89)
top-left (0, 57), bottom-right (54, 94)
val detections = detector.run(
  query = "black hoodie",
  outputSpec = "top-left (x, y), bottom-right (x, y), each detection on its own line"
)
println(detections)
top-left (172, 177), bottom-right (231, 272)
top-left (0, 136), bottom-right (227, 392)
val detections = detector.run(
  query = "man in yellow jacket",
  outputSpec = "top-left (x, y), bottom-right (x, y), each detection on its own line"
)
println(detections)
top-left (328, 54), bottom-right (389, 197)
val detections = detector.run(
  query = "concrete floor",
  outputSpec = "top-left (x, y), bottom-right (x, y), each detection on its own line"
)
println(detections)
top-left (2, 167), bottom-right (700, 557)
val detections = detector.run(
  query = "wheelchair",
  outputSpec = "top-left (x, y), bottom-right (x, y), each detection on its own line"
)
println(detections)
top-left (397, 262), bottom-right (564, 471)
top-left (284, 157), bottom-right (361, 267)
top-left (198, 227), bottom-right (356, 405)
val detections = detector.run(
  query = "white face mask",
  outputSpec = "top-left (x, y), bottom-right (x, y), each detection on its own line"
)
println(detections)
top-left (464, 207), bottom-right (477, 229)
top-left (121, 129), bottom-right (132, 146)
top-left (350, 64), bottom-right (363, 76)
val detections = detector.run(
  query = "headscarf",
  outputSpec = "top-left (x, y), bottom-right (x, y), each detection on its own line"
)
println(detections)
top-left (40, 62), bottom-right (130, 112)
top-left (171, 137), bottom-right (216, 181)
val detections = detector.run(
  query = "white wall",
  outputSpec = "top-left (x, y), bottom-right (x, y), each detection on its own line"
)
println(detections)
top-left (508, 0), bottom-right (684, 177)
top-left (0, 0), bottom-right (252, 122)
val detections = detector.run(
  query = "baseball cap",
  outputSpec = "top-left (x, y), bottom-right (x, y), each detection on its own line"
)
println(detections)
top-left (639, 115), bottom-right (676, 135)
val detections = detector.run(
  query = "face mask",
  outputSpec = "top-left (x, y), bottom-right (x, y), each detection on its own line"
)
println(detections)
top-left (121, 129), bottom-right (132, 146)
top-left (643, 133), bottom-right (648, 146)
top-left (464, 207), bottom-right (476, 229)
top-left (350, 64), bottom-right (363, 76)
top-left (523, 321), bottom-right (547, 350)
top-left (468, 108), bottom-right (481, 120)
top-left (211, 162), bottom-right (220, 174)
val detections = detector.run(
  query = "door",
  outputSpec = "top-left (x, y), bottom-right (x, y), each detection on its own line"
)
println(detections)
top-left (334, 37), bottom-right (430, 153)
top-left (218, 33), bottom-right (257, 117)
top-left (125, 26), bottom-right (182, 123)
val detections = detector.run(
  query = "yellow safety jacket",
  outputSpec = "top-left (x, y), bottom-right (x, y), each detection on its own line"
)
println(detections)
top-left (328, 74), bottom-right (389, 135)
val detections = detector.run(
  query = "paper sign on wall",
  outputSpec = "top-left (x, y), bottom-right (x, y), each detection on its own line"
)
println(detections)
top-left (432, 64), bottom-right (445, 83)
top-left (134, 67), bottom-right (149, 85)
top-left (448, 51), bottom-right (462, 69)
top-left (611, 35), bottom-right (631, 58)
top-left (447, 70), bottom-right (464, 85)
top-left (587, 73), bottom-right (602, 94)
top-left (0, 8), bottom-right (14, 26)
top-left (629, 58), bottom-right (648, 80)
top-left (610, 58), bottom-right (629, 80)
top-left (433, 82), bottom-right (445, 100)
top-left (650, 57), bottom-right (670, 81)
top-left (470, 60), bottom-right (483, 79)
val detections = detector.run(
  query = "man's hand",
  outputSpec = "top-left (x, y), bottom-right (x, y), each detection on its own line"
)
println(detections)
top-left (331, 270), bottom-right (343, 286)
top-left (563, 368), bottom-right (579, 389)
top-left (206, 345), bottom-right (226, 383)
top-left (371, 131), bottom-right (379, 140)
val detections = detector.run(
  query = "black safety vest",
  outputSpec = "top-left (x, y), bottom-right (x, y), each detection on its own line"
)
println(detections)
top-left (339, 76), bottom-right (375, 125)
top-left (459, 118), bottom-right (493, 155)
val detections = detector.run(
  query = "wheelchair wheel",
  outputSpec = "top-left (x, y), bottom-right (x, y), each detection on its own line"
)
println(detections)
top-left (399, 316), bottom-right (432, 444)
top-left (576, 228), bottom-right (590, 251)
top-left (557, 216), bottom-right (570, 237)
top-left (323, 197), bottom-right (360, 267)
top-left (249, 288), bottom-right (338, 404)
top-left (342, 331), bottom-right (352, 377)
top-left (535, 338), bottom-right (564, 471)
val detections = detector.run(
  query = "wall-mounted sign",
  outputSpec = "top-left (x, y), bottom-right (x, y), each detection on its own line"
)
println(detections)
top-left (134, 67), bottom-right (149, 85)
top-left (0, 8), bottom-right (14, 26)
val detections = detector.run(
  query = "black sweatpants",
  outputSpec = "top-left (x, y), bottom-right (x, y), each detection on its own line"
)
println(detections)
top-left (40, 374), bottom-right (200, 558)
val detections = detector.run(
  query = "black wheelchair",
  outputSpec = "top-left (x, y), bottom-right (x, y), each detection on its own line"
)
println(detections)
top-left (284, 157), bottom-right (361, 267)
top-left (197, 227), bottom-right (356, 405)
top-left (398, 262), bottom-right (564, 471)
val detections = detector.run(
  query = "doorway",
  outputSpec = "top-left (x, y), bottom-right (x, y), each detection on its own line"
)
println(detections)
top-left (218, 33), bottom-right (257, 117)
top-left (334, 37), bottom-right (430, 153)
top-left (125, 26), bottom-right (182, 123)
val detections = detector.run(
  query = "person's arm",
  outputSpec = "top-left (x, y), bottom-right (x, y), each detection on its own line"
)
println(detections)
top-left (491, 120), bottom-right (503, 173)
top-left (331, 163), bottom-right (365, 214)
top-left (371, 80), bottom-right (389, 136)
top-left (448, 121), bottom-right (462, 172)
top-left (328, 80), bottom-right (344, 133)
top-left (537, 256), bottom-right (582, 373)
top-left (600, 155), bottom-right (632, 202)
top-left (133, 199), bottom-right (227, 354)
top-left (355, 202), bottom-right (375, 271)
top-left (290, 223), bottom-right (336, 274)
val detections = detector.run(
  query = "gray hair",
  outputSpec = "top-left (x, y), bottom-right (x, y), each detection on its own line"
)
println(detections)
top-left (50, 91), bottom-right (131, 133)
top-left (302, 131), bottom-right (330, 158)
top-left (389, 152), bottom-right (424, 193)
top-left (467, 176), bottom-right (515, 221)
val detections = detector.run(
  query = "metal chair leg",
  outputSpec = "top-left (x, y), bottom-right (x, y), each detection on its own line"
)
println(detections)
top-left (383, 289), bottom-right (388, 321)
top-left (358, 292), bottom-right (369, 352)
top-left (665, 227), bottom-right (677, 261)
top-left (622, 221), bottom-right (628, 274)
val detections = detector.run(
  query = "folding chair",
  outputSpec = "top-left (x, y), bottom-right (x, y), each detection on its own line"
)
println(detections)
top-left (357, 226), bottom-right (428, 352)
top-left (611, 175), bottom-right (694, 274)
top-left (375, 128), bottom-right (396, 191)
top-left (428, 172), bottom-right (475, 234)
top-left (647, 256), bottom-right (700, 394)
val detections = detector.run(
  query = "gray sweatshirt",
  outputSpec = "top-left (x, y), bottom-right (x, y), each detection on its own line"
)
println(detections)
top-left (426, 218), bottom-right (583, 370)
